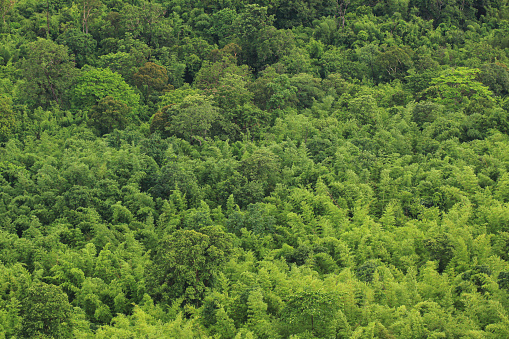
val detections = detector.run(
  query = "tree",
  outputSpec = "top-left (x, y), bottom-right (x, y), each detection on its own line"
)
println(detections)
top-left (150, 84), bottom-right (203, 136)
top-left (79, 0), bottom-right (101, 34)
top-left (289, 73), bottom-right (324, 109)
top-left (267, 74), bottom-right (297, 110)
top-left (200, 70), bottom-right (269, 140)
top-left (98, 36), bottom-right (151, 83)
top-left (275, 47), bottom-right (320, 75)
top-left (376, 45), bottom-right (413, 81)
top-left (208, 8), bottom-right (238, 46)
top-left (56, 28), bottom-right (97, 68)
top-left (314, 17), bottom-right (341, 46)
top-left (20, 39), bottom-right (78, 108)
top-left (241, 148), bottom-right (281, 193)
top-left (157, 85), bottom-right (202, 108)
top-left (422, 234), bottom-right (454, 273)
top-left (88, 96), bottom-right (128, 135)
top-left (165, 94), bottom-right (220, 143)
top-left (412, 100), bottom-right (443, 128)
top-left (149, 227), bottom-right (234, 304)
top-left (319, 46), bottom-right (365, 79)
top-left (209, 73), bottom-right (253, 111)
top-left (336, 0), bottom-right (351, 29)
top-left (478, 62), bottom-right (509, 97)
top-left (346, 94), bottom-right (380, 126)
top-left (194, 55), bottom-right (251, 91)
top-left (150, 161), bottom-right (203, 206)
top-left (283, 290), bottom-right (340, 337)
top-left (97, 52), bottom-right (133, 77)
top-left (422, 67), bottom-right (495, 109)
top-left (20, 283), bottom-right (73, 338)
top-left (232, 4), bottom-right (294, 71)
top-left (133, 62), bottom-right (171, 101)
top-left (175, 37), bottom-right (214, 80)
top-left (120, 1), bottom-right (167, 46)
top-left (72, 67), bottom-right (140, 115)
top-left (356, 43), bottom-right (380, 80)
top-left (272, 0), bottom-right (337, 29)
top-left (246, 289), bottom-right (274, 337)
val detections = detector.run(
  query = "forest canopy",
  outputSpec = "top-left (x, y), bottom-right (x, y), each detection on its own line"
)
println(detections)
top-left (1, 0), bottom-right (509, 337)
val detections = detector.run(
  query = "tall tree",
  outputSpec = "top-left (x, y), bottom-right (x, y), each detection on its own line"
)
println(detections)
top-left (422, 67), bottom-right (494, 108)
top-left (79, 0), bottom-right (101, 34)
top-left (20, 39), bottom-right (78, 108)
top-left (336, 0), bottom-right (350, 29)
top-left (232, 4), bottom-right (294, 71)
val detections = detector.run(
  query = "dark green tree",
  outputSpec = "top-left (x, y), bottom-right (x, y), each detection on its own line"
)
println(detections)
top-left (232, 4), bottom-right (294, 71)
top-left (478, 62), bottom-right (509, 97)
top-left (88, 96), bottom-right (129, 135)
top-left (20, 283), bottom-right (73, 338)
top-left (149, 227), bottom-right (234, 304)
top-left (20, 39), bottom-right (78, 108)
top-left (132, 62), bottom-right (171, 101)
top-left (56, 29), bottom-right (97, 68)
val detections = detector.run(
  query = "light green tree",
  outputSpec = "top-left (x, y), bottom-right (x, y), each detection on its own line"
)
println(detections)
top-left (282, 290), bottom-right (340, 337)
top-left (166, 94), bottom-right (220, 143)
top-left (72, 67), bottom-right (140, 115)
top-left (423, 67), bottom-right (495, 108)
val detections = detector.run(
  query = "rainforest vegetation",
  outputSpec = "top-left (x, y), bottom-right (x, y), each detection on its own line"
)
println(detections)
top-left (1, 0), bottom-right (509, 337)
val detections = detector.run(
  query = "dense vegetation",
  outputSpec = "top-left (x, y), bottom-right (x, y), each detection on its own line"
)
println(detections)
top-left (1, 0), bottom-right (509, 337)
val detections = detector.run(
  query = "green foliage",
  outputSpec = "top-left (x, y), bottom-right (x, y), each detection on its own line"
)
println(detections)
top-left (88, 96), bottom-right (128, 135)
top-left (0, 95), bottom-right (16, 142)
top-left (97, 51), bottom-right (140, 83)
top-left (164, 94), bottom-right (220, 142)
top-left (209, 8), bottom-right (237, 46)
top-left (267, 74), bottom-right (297, 110)
top-left (478, 62), bottom-right (509, 97)
top-left (377, 45), bottom-right (414, 81)
top-left (20, 283), bottom-right (73, 338)
top-left (72, 66), bottom-right (140, 115)
top-left (241, 148), bottom-right (281, 193)
top-left (133, 61), bottom-right (172, 99)
top-left (56, 28), bottom-right (97, 68)
top-left (423, 67), bottom-right (495, 108)
top-left (20, 38), bottom-right (78, 108)
top-left (149, 227), bottom-right (234, 304)
top-left (158, 85), bottom-right (202, 109)
top-left (194, 55), bottom-right (251, 91)
top-left (283, 290), bottom-right (340, 337)
top-left (232, 4), bottom-right (295, 70)
top-left (4, 2), bottom-right (509, 338)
